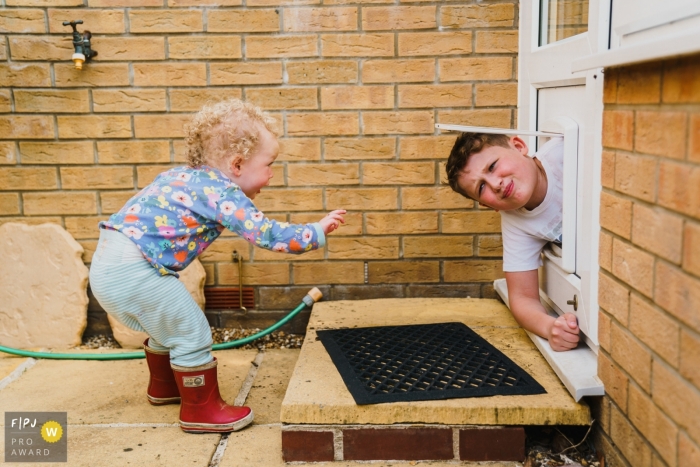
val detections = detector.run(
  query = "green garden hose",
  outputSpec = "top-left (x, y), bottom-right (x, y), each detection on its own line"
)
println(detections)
top-left (0, 287), bottom-right (322, 361)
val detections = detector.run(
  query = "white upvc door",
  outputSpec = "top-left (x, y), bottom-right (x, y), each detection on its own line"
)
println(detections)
top-left (518, 0), bottom-right (611, 350)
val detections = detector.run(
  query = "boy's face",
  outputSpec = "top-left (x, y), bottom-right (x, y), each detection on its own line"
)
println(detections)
top-left (456, 136), bottom-right (543, 211)
top-left (234, 126), bottom-right (278, 200)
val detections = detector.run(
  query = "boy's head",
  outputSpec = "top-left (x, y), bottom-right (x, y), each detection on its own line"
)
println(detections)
top-left (445, 132), bottom-right (545, 211)
top-left (185, 98), bottom-right (279, 199)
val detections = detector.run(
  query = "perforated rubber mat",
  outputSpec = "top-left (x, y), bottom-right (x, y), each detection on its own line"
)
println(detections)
top-left (317, 322), bottom-right (546, 405)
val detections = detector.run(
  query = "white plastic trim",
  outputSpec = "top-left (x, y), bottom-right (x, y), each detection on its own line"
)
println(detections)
top-left (494, 278), bottom-right (604, 402)
top-left (540, 117), bottom-right (578, 274)
top-left (435, 124), bottom-right (562, 138)
top-left (615, 1), bottom-right (700, 37)
top-left (572, 28), bottom-right (700, 72)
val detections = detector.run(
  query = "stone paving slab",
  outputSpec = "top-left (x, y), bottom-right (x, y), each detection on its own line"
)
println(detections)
top-left (281, 298), bottom-right (591, 426)
top-left (307, 298), bottom-right (521, 330)
top-left (221, 425), bottom-right (521, 467)
top-left (0, 353), bottom-right (31, 380)
top-left (0, 345), bottom-right (529, 465)
top-left (0, 349), bottom-right (257, 426)
top-left (245, 349), bottom-right (300, 425)
top-left (0, 426), bottom-right (219, 467)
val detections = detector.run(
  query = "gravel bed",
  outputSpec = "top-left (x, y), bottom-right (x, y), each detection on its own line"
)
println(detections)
top-left (525, 425), bottom-right (602, 467)
top-left (80, 334), bottom-right (120, 349)
top-left (80, 327), bottom-right (304, 350)
top-left (210, 327), bottom-right (303, 350)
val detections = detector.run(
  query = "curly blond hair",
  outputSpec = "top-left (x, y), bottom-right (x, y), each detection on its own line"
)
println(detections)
top-left (184, 98), bottom-right (279, 169)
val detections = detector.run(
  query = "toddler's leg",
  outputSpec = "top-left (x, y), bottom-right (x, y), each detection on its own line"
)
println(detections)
top-left (129, 274), bottom-right (213, 368)
top-left (143, 338), bottom-right (181, 405)
top-left (143, 336), bottom-right (168, 353)
top-left (89, 229), bottom-right (252, 433)
top-left (89, 229), bottom-right (213, 366)
top-left (133, 275), bottom-right (253, 433)
top-left (94, 263), bottom-right (213, 366)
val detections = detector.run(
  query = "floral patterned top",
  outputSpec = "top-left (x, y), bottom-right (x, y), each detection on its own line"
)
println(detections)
top-left (99, 165), bottom-right (325, 277)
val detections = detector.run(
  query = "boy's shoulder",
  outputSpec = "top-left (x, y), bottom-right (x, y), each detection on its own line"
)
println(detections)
top-left (535, 137), bottom-right (564, 165)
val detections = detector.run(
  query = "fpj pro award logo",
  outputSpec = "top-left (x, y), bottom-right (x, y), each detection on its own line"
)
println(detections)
top-left (5, 412), bottom-right (67, 463)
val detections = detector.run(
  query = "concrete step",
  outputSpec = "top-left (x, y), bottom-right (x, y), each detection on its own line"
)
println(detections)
top-left (280, 298), bottom-right (591, 463)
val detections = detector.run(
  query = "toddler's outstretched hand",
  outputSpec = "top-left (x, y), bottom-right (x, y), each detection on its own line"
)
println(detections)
top-left (319, 210), bottom-right (346, 235)
top-left (548, 312), bottom-right (579, 351)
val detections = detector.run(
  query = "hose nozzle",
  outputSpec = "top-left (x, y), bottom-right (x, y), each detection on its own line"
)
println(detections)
top-left (302, 287), bottom-right (323, 307)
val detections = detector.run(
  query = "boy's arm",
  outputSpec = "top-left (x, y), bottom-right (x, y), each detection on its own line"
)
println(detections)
top-left (505, 270), bottom-right (580, 351)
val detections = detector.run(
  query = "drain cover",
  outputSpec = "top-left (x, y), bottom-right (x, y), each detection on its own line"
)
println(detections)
top-left (317, 322), bottom-right (546, 405)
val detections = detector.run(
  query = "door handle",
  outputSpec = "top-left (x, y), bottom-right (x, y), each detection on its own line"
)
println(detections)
top-left (567, 295), bottom-right (578, 311)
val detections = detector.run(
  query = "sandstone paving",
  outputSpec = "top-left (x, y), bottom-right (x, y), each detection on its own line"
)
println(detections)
top-left (281, 298), bottom-right (591, 426)
top-left (0, 297), bottom-right (589, 465)
top-left (244, 349), bottom-right (301, 425)
top-left (0, 349), bottom-right (256, 426)
top-left (0, 353), bottom-right (31, 380)
top-left (0, 344), bottom-right (528, 466)
top-left (306, 297), bottom-right (521, 330)
top-left (0, 426), bottom-right (219, 467)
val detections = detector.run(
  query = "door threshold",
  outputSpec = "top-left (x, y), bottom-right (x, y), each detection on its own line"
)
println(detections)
top-left (493, 278), bottom-right (605, 402)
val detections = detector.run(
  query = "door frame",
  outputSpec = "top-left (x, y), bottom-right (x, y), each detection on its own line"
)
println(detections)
top-left (517, 0), bottom-right (612, 348)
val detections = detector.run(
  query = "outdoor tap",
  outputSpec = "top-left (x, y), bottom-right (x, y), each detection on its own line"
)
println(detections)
top-left (62, 20), bottom-right (97, 70)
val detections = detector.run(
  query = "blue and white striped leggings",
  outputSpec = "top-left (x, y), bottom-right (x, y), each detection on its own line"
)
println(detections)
top-left (89, 228), bottom-right (213, 367)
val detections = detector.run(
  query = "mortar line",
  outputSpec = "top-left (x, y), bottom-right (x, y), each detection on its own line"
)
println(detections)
top-left (234, 351), bottom-right (264, 406)
top-left (333, 428), bottom-right (344, 461)
top-left (206, 350), bottom-right (264, 467)
top-left (208, 433), bottom-right (230, 467)
top-left (0, 358), bottom-right (37, 391)
top-left (452, 427), bottom-right (460, 460)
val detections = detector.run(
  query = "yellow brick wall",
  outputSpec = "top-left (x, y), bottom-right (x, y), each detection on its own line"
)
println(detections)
top-left (0, 1), bottom-right (518, 310)
top-left (596, 54), bottom-right (700, 467)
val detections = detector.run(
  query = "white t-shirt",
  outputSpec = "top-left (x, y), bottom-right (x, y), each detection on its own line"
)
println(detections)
top-left (501, 137), bottom-right (564, 272)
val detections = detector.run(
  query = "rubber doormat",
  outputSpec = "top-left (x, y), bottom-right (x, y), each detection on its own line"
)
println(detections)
top-left (317, 322), bottom-right (546, 405)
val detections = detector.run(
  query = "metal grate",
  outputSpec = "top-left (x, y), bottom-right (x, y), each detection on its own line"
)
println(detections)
top-left (204, 287), bottom-right (255, 310)
top-left (317, 322), bottom-right (546, 405)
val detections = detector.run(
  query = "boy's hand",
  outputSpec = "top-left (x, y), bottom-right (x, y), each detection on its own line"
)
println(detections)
top-left (319, 209), bottom-right (346, 235)
top-left (548, 313), bottom-right (580, 351)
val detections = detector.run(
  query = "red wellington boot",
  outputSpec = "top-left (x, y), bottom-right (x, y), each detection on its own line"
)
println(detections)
top-left (143, 339), bottom-right (181, 406)
top-left (172, 358), bottom-right (254, 433)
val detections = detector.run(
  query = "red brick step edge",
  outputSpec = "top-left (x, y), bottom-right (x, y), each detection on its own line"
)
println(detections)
top-left (282, 425), bottom-right (525, 463)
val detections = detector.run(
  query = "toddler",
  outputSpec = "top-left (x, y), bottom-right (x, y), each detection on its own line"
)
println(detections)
top-left (445, 133), bottom-right (579, 352)
top-left (89, 98), bottom-right (345, 433)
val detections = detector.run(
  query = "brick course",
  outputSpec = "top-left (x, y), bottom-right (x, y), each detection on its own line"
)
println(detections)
top-left (344, 427), bottom-right (452, 461)
top-left (597, 53), bottom-right (700, 467)
top-left (282, 425), bottom-right (525, 462)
